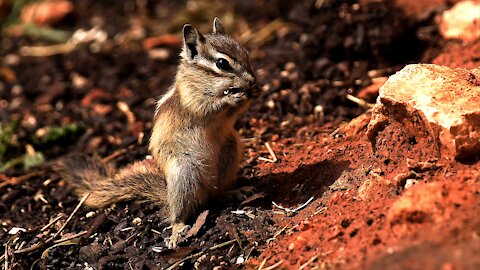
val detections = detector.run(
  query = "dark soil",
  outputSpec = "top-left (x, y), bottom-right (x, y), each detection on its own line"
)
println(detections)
top-left (1, 0), bottom-right (479, 269)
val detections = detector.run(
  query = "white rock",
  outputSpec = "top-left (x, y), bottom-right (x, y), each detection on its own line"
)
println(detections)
top-left (8, 227), bottom-right (27, 235)
top-left (367, 64), bottom-right (480, 160)
top-left (439, 1), bottom-right (480, 42)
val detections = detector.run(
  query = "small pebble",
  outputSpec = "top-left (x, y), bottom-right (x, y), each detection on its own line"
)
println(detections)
top-left (132, 217), bottom-right (142, 226)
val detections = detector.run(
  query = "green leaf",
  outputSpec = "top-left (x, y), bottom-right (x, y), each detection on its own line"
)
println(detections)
top-left (33, 123), bottom-right (81, 145)
top-left (23, 151), bottom-right (45, 170)
top-left (0, 121), bottom-right (17, 162)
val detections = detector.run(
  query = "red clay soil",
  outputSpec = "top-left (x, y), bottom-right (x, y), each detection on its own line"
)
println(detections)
top-left (248, 112), bottom-right (480, 269)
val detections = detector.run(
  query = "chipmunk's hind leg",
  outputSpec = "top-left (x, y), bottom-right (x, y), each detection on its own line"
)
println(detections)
top-left (164, 157), bottom-right (209, 248)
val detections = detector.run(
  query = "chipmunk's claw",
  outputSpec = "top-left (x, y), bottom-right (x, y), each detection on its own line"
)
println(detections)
top-left (165, 223), bottom-right (191, 249)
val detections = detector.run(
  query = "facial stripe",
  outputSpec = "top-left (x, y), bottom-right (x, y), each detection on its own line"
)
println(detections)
top-left (194, 60), bottom-right (222, 76)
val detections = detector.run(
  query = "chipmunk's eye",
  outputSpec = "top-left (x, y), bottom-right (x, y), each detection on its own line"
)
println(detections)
top-left (223, 89), bottom-right (229, 95)
top-left (216, 58), bottom-right (232, 71)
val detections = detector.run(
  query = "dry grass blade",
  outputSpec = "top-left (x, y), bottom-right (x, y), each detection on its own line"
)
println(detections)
top-left (265, 142), bottom-right (277, 162)
top-left (41, 214), bottom-right (64, 232)
top-left (14, 193), bottom-right (90, 254)
top-left (263, 260), bottom-right (284, 270)
top-left (53, 193), bottom-right (90, 239)
top-left (346, 94), bottom-right (374, 108)
top-left (272, 196), bottom-right (314, 214)
top-left (209, 239), bottom-right (237, 251)
top-left (267, 224), bottom-right (289, 243)
top-left (299, 253), bottom-right (319, 270)
top-left (257, 258), bottom-right (267, 270)
top-left (259, 142), bottom-right (278, 163)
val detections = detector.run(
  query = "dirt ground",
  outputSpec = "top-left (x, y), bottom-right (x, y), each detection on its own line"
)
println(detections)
top-left (1, 0), bottom-right (479, 269)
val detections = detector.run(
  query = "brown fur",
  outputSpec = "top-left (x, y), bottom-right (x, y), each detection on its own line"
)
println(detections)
top-left (56, 18), bottom-right (257, 248)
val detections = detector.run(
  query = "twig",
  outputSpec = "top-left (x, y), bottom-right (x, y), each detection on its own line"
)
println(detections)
top-left (299, 254), bottom-right (319, 270)
top-left (314, 206), bottom-right (328, 215)
top-left (258, 157), bottom-right (275, 163)
top-left (151, 229), bottom-right (162, 235)
top-left (231, 210), bottom-right (256, 219)
top-left (209, 239), bottom-right (236, 251)
top-left (20, 43), bottom-right (76, 57)
top-left (267, 224), bottom-right (289, 243)
top-left (258, 142), bottom-right (278, 163)
top-left (287, 224), bottom-right (300, 234)
top-left (0, 172), bottom-right (43, 189)
top-left (265, 142), bottom-right (277, 162)
top-left (272, 197), bottom-right (314, 213)
top-left (53, 231), bottom-right (88, 244)
top-left (117, 101), bottom-right (136, 124)
top-left (346, 94), bottom-right (374, 108)
top-left (257, 258), bottom-right (267, 270)
top-left (165, 239), bottom-right (238, 270)
top-left (263, 260), bottom-right (284, 270)
top-left (329, 128), bottom-right (340, 137)
top-left (165, 251), bottom-right (204, 270)
top-left (15, 194), bottom-right (89, 254)
top-left (53, 193), bottom-right (89, 239)
top-left (101, 148), bottom-right (128, 163)
top-left (4, 245), bottom-right (8, 270)
top-left (41, 214), bottom-right (64, 232)
top-left (13, 242), bottom-right (45, 254)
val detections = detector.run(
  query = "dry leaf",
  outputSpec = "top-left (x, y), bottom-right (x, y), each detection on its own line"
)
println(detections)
top-left (184, 210), bottom-right (209, 239)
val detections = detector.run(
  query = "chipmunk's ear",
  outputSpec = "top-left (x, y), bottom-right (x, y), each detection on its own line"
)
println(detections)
top-left (213, 17), bottom-right (225, 35)
top-left (182, 24), bottom-right (205, 60)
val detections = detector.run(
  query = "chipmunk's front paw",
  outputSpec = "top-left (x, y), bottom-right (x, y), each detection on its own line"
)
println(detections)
top-left (165, 223), bottom-right (191, 249)
top-left (225, 186), bottom-right (256, 201)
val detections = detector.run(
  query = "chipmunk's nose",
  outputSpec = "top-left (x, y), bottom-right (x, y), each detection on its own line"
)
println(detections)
top-left (248, 84), bottom-right (261, 99)
top-left (248, 78), bottom-right (256, 88)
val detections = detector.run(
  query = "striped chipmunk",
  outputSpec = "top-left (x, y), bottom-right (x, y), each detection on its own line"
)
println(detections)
top-left (55, 18), bottom-right (259, 248)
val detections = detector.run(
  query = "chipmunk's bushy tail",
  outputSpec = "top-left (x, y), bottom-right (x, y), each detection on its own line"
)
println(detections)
top-left (54, 154), bottom-right (168, 210)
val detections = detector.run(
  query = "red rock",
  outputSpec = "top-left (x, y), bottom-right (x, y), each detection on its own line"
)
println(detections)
top-left (20, 0), bottom-right (73, 26)
top-left (439, 0), bottom-right (480, 42)
top-left (378, 0), bottom-right (462, 18)
top-left (387, 181), bottom-right (475, 226)
top-left (432, 39), bottom-right (480, 69)
top-left (367, 64), bottom-right (480, 161)
top-left (387, 182), bottom-right (446, 225)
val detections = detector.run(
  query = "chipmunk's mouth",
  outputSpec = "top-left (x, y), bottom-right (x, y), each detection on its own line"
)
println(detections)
top-left (226, 87), bottom-right (244, 95)
top-left (225, 85), bottom-right (260, 99)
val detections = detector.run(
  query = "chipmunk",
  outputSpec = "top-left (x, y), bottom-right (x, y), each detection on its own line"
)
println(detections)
top-left (55, 18), bottom-right (258, 248)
